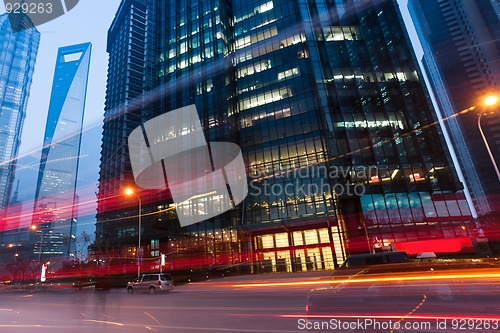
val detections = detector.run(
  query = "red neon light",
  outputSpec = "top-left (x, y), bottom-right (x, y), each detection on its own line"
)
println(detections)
top-left (394, 237), bottom-right (474, 255)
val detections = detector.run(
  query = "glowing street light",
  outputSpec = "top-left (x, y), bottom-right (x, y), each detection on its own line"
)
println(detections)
top-left (31, 225), bottom-right (44, 290)
top-left (479, 95), bottom-right (500, 183)
top-left (125, 187), bottom-right (142, 278)
top-left (484, 95), bottom-right (499, 106)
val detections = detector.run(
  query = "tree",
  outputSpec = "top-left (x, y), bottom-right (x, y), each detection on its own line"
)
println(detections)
top-left (5, 257), bottom-right (36, 286)
top-left (64, 231), bottom-right (92, 290)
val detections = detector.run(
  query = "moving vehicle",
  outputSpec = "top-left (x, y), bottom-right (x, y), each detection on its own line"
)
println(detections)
top-left (127, 273), bottom-right (174, 294)
top-left (331, 251), bottom-right (408, 280)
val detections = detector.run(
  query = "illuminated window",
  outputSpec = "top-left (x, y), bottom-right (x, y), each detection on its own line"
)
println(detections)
top-left (293, 231), bottom-right (303, 246)
top-left (278, 67), bottom-right (300, 81)
top-left (180, 41), bottom-right (187, 54)
top-left (321, 247), bottom-right (335, 270)
top-left (275, 233), bottom-right (289, 247)
top-left (235, 34), bottom-right (305, 65)
top-left (240, 87), bottom-right (292, 110)
top-left (234, 1), bottom-right (274, 24)
top-left (304, 230), bottom-right (319, 245)
top-left (318, 228), bottom-right (330, 243)
top-left (235, 36), bottom-right (251, 49)
top-left (261, 234), bottom-right (274, 249)
top-left (237, 59), bottom-right (272, 78)
top-left (235, 27), bottom-right (278, 50)
top-left (323, 26), bottom-right (360, 41)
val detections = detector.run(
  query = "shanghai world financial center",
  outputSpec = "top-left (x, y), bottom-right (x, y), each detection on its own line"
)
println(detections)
top-left (97, 0), bottom-right (476, 273)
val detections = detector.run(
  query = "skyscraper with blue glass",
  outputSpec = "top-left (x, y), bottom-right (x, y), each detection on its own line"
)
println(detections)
top-left (31, 42), bottom-right (91, 257)
top-left (408, 0), bottom-right (500, 217)
top-left (98, 0), bottom-right (478, 273)
top-left (0, 14), bottom-right (40, 211)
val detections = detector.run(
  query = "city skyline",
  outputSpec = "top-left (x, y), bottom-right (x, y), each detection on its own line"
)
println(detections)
top-left (0, 1), bottom-right (424, 237)
top-left (0, 1), bottom-right (492, 256)
top-left (0, 2), bottom-right (499, 331)
top-left (0, 1), bottom-right (120, 239)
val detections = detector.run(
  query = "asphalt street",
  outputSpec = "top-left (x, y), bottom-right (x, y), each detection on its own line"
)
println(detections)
top-left (0, 272), bottom-right (321, 333)
top-left (0, 271), bottom-right (499, 333)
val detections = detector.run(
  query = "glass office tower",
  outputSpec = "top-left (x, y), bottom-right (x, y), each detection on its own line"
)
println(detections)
top-left (31, 43), bottom-right (91, 257)
top-left (0, 14), bottom-right (40, 211)
top-left (409, 0), bottom-right (500, 216)
top-left (96, 0), bottom-right (158, 257)
top-left (98, 0), bottom-right (475, 273)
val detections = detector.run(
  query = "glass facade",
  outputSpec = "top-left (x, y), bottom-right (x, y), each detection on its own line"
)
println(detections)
top-left (409, 0), bottom-right (500, 216)
top-left (96, 0), bottom-right (159, 258)
top-left (0, 14), bottom-right (40, 211)
top-left (31, 43), bottom-right (91, 257)
top-left (98, 0), bottom-right (477, 273)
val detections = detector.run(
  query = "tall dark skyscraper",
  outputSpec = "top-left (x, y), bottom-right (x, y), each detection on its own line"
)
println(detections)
top-left (98, 0), bottom-right (476, 273)
top-left (409, 0), bottom-right (500, 216)
top-left (96, 0), bottom-right (158, 254)
top-left (31, 43), bottom-right (91, 258)
top-left (0, 14), bottom-right (40, 211)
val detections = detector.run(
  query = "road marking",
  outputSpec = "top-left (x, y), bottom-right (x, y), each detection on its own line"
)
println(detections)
top-left (391, 295), bottom-right (427, 333)
top-left (82, 319), bottom-right (124, 326)
top-left (145, 312), bottom-right (161, 324)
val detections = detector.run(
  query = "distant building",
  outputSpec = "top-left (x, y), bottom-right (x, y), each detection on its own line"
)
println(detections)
top-left (409, 0), bottom-right (500, 215)
top-left (31, 43), bottom-right (91, 258)
top-left (0, 14), bottom-right (40, 212)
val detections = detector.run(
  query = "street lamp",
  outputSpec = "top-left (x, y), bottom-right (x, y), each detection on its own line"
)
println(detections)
top-left (484, 96), bottom-right (498, 106)
top-left (478, 95), bottom-right (500, 183)
top-left (31, 225), bottom-right (43, 290)
top-left (125, 188), bottom-right (142, 278)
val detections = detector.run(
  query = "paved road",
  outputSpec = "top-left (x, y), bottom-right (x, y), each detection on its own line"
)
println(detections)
top-left (0, 273), bottom-right (322, 333)
top-left (0, 271), bottom-right (499, 332)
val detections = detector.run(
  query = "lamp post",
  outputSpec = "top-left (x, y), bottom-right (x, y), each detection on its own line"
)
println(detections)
top-left (479, 96), bottom-right (500, 183)
top-left (31, 225), bottom-right (43, 290)
top-left (125, 188), bottom-right (142, 278)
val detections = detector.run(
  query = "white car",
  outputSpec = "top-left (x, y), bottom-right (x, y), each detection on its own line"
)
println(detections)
top-left (127, 273), bottom-right (174, 294)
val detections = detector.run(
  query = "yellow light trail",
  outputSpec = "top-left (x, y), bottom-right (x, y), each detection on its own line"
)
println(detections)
top-left (233, 271), bottom-right (500, 288)
top-left (81, 319), bottom-right (124, 326)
